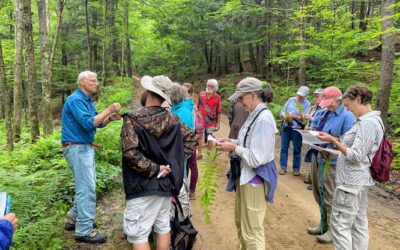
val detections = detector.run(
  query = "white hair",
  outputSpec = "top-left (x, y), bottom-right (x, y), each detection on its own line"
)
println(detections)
top-left (170, 83), bottom-right (188, 105)
top-left (77, 71), bottom-right (97, 86)
top-left (207, 79), bottom-right (219, 91)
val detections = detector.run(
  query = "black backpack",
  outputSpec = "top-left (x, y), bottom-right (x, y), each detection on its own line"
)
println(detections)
top-left (170, 201), bottom-right (198, 250)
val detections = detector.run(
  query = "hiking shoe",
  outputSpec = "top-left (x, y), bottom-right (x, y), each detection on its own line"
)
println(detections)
top-left (75, 230), bottom-right (107, 244)
top-left (64, 217), bottom-right (76, 231)
top-left (293, 171), bottom-right (301, 176)
top-left (279, 169), bottom-right (287, 175)
top-left (316, 230), bottom-right (333, 244)
top-left (189, 192), bottom-right (197, 200)
top-left (307, 225), bottom-right (324, 235)
top-left (65, 220), bottom-right (98, 231)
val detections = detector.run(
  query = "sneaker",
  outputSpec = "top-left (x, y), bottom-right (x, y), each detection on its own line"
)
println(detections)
top-left (189, 192), bottom-right (196, 200)
top-left (279, 169), bottom-right (287, 175)
top-left (75, 230), bottom-right (107, 244)
top-left (316, 230), bottom-right (333, 244)
top-left (307, 225), bottom-right (324, 235)
top-left (293, 171), bottom-right (301, 176)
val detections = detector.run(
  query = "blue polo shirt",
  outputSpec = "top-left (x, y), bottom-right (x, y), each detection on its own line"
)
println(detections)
top-left (316, 104), bottom-right (355, 165)
top-left (280, 97), bottom-right (311, 128)
top-left (61, 89), bottom-right (98, 144)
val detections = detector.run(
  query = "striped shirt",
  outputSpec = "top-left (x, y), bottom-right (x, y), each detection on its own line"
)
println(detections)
top-left (336, 111), bottom-right (384, 186)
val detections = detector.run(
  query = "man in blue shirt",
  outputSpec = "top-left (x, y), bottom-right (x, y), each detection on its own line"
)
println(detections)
top-left (279, 86), bottom-right (311, 176)
top-left (61, 71), bottom-right (121, 244)
top-left (306, 86), bottom-right (355, 244)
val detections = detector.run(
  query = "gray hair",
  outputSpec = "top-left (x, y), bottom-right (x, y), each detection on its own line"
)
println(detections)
top-left (170, 83), bottom-right (188, 105)
top-left (77, 71), bottom-right (97, 86)
top-left (207, 79), bottom-right (218, 91)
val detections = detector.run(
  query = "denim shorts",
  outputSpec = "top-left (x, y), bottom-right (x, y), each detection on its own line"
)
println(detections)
top-left (123, 196), bottom-right (171, 244)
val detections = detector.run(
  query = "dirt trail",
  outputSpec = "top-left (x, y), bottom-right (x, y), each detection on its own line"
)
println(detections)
top-left (191, 115), bottom-right (400, 250)
top-left (64, 87), bottom-right (400, 249)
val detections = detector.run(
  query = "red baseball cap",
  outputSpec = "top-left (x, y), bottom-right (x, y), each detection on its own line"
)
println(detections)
top-left (319, 87), bottom-right (342, 108)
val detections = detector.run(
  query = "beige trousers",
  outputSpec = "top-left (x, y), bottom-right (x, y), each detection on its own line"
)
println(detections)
top-left (235, 181), bottom-right (267, 250)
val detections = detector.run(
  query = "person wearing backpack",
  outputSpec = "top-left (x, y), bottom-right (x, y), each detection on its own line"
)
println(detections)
top-left (216, 77), bottom-right (278, 250)
top-left (317, 83), bottom-right (385, 250)
top-left (121, 75), bottom-right (196, 250)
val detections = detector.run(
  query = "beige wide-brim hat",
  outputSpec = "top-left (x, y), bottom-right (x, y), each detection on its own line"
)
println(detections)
top-left (140, 75), bottom-right (173, 104)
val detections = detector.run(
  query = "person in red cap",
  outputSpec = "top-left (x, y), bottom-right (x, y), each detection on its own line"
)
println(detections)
top-left (306, 86), bottom-right (355, 244)
top-left (317, 83), bottom-right (384, 249)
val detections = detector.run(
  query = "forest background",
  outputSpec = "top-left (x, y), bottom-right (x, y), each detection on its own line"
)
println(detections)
top-left (0, 0), bottom-right (399, 249)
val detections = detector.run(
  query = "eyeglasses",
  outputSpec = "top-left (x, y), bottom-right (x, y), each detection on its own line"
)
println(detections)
top-left (238, 93), bottom-right (249, 101)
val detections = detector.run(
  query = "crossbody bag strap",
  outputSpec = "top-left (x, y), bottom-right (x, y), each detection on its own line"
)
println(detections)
top-left (243, 108), bottom-right (268, 147)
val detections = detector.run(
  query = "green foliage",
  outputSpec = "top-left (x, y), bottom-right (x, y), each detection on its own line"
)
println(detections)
top-left (197, 149), bottom-right (221, 224)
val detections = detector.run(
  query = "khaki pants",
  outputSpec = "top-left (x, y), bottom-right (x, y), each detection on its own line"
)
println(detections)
top-left (331, 185), bottom-right (369, 250)
top-left (235, 181), bottom-right (266, 250)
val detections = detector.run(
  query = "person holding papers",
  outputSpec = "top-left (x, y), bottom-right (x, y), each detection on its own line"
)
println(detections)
top-left (279, 86), bottom-right (311, 176)
top-left (317, 83), bottom-right (384, 250)
top-left (306, 86), bottom-right (355, 244)
top-left (216, 77), bottom-right (277, 250)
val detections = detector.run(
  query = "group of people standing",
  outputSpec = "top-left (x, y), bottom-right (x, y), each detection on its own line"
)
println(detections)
top-left (60, 71), bottom-right (222, 249)
top-left (278, 84), bottom-right (384, 249)
top-left (58, 69), bottom-right (384, 250)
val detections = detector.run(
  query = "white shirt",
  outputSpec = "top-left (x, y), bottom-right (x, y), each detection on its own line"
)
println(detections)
top-left (233, 103), bottom-right (278, 185)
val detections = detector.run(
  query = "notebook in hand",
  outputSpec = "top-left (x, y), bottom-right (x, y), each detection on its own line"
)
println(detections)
top-left (0, 192), bottom-right (9, 215)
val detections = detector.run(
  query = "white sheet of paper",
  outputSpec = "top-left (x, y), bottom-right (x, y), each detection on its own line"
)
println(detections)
top-left (294, 129), bottom-right (328, 145)
top-left (207, 135), bottom-right (220, 144)
top-left (303, 142), bottom-right (340, 156)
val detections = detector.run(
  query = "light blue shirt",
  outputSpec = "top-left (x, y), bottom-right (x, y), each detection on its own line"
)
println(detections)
top-left (280, 97), bottom-right (311, 128)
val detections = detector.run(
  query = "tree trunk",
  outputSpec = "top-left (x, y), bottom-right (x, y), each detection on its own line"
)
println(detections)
top-left (23, 0), bottom-right (40, 142)
top-left (298, 0), bottom-right (307, 85)
top-left (0, 40), bottom-right (14, 151)
top-left (215, 45), bottom-right (221, 75)
top-left (13, 0), bottom-right (24, 142)
top-left (38, 0), bottom-right (52, 136)
top-left (106, 0), bottom-right (118, 75)
top-left (359, 1), bottom-right (367, 31)
top-left (92, 6), bottom-right (98, 65)
top-left (85, 0), bottom-right (92, 69)
top-left (377, 0), bottom-right (395, 127)
top-left (248, 44), bottom-right (257, 73)
top-left (234, 45), bottom-right (243, 73)
top-left (102, 0), bottom-right (108, 79)
top-left (351, 1), bottom-right (355, 29)
top-left (126, 37), bottom-right (133, 77)
top-left (258, 44), bottom-right (266, 77)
